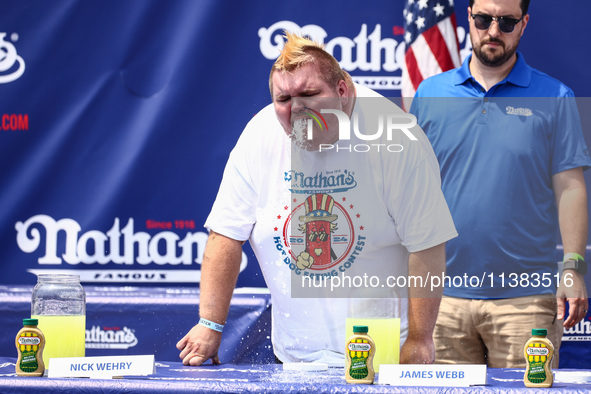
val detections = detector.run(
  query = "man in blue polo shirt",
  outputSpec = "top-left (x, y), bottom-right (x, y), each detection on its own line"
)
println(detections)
top-left (410, 0), bottom-right (591, 367)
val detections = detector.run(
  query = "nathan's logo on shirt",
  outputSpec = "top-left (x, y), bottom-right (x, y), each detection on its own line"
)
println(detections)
top-left (285, 169), bottom-right (357, 194)
top-left (294, 193), bottom-right (340, 270)
top-left (289, 193), bottom-right (361, 275)
top-left (505, 106), bottom-right (533, 116)
top-left (273, 191), bottom-right (365, 278)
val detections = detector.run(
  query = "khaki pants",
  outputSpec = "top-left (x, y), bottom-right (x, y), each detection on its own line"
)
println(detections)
top-left (434, 295), bottom-right (562, 368)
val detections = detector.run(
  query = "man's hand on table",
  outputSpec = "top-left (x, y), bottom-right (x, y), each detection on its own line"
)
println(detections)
top-left (176, 324), bottom-right (222, 366)
top-left (400, 334), bottom-right (436, 364)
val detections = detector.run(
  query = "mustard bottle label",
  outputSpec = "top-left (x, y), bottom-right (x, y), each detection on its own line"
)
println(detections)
top-left (347, 339), bottom-right (371, 380)
top-left (526, 343), bottom-right (549, 384)
top-left (17, 334), bottom-right (41, 373)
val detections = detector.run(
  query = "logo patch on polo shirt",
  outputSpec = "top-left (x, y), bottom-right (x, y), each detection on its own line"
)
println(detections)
top-left (505, 106), bottom-right (533, 116)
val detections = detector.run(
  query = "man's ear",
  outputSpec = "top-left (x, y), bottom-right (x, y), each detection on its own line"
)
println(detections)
top-left (337, 79), bottom-right (349, 107)
top-left (519, 14), bottom-right (529, 38)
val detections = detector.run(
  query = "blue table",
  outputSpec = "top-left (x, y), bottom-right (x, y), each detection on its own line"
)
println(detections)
top-left (2, 285), bottom-right (590, 369)
top-left (1, 358), bottom-right (590, 393)
top-left (0, 285), bottom-right (273, 363)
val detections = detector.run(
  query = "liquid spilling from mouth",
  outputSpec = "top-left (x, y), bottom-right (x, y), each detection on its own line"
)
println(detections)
top-left (291, 118), bottom-right (308, 147)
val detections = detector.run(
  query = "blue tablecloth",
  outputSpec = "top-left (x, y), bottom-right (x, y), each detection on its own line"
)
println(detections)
top-left (1, 358), bottom-right (590, 393)
top-left (2, 285), bottom-right (590, 369)
top-left (0, 285), bottom-right (274, 363)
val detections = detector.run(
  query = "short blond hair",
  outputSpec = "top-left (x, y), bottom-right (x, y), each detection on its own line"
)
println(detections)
top-left (269, 32), bottom-right (345, 97)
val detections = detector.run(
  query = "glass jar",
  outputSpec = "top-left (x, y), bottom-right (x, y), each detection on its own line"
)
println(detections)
top-left (347, 296), bottom-right (401, 373)
top-left (31, 274), bottom-right (86, 367)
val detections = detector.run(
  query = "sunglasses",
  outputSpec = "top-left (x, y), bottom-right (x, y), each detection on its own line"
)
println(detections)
top-left (470, 13), bottom-right (524, 33)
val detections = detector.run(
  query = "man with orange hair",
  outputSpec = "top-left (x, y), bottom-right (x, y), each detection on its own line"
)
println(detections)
top-left (177, 33), bottom-right (457, 366)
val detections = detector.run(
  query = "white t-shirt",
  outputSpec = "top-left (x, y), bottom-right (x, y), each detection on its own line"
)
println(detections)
top-left (205, 85), bottom-right (457, 364)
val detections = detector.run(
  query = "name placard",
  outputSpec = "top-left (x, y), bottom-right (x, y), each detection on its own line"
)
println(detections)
top-left (48, 355), bottom-right (155, 379)
top-left (378, 364), bottom-right (487, 387)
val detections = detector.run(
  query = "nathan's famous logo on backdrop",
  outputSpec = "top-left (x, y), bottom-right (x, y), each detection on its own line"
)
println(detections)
top-left (259, 22), bottom-right (472, 91)
top-left (259, 22), bottom-right (405, 90)
top-left (294, 107), bottom-right (419, 152)
top-left (563, 317), bottom-right (591, 341)
top-left (0, 32), bottom-right (25, 84)
top-left (14, 214), bottom-right (248, 283)
top-left (86, 325), bottom-right (138, 349)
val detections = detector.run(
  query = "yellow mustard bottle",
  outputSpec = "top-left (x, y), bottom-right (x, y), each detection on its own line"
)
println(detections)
top-left (15, 318), bottom-right (46, 377)
top-left (345, 325), bottom-right (375, 384)
top-left (524, 328), bottom-right (554, 388)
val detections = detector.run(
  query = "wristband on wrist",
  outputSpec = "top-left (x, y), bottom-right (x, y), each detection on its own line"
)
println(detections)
top-left (563, 252), bottom-right (585, 262)
top-left (198, 317), bottom-right (224, 333)
top-left (563, 252), bottom-right (587, 275)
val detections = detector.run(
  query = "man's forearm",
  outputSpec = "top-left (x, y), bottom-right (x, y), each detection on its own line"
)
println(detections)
top-left (554, 167), bottom-right (588, 257)
top-left (407, 243), bottom-right (446, 339)
top-left (552, 167), bottom-right (589, 327)
top-left (198, 231), bottom-right (244, 324)
top-left (400, 243), bottom-right (446, 363)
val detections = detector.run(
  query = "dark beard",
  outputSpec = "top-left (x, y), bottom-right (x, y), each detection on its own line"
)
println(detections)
top-left (473, 37), bottom-right (519, 67)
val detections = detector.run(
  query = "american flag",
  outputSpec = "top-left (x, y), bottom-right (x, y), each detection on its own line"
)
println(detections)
top-left (401, 0), bottom-right (461, 102)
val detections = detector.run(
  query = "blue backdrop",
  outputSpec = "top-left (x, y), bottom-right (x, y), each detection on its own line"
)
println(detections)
top-left (1, 0), bottom-right (590, 367)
